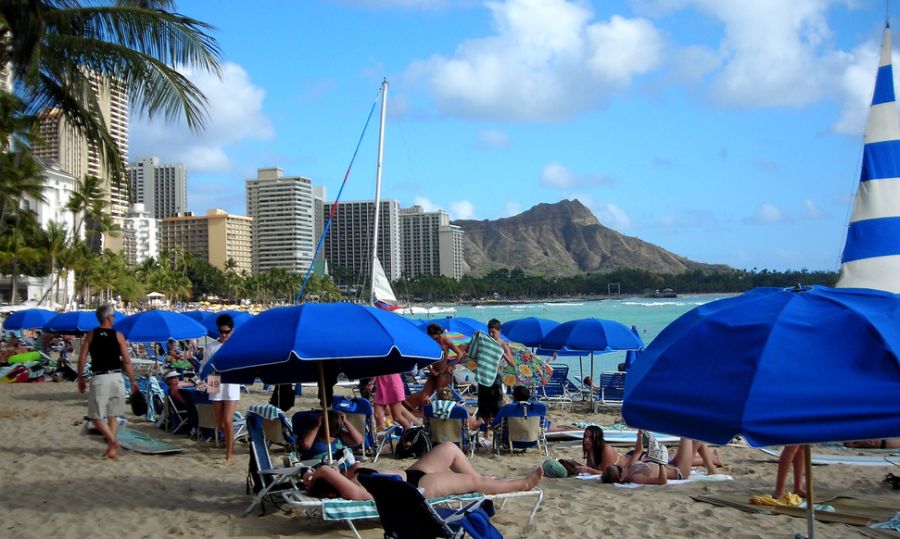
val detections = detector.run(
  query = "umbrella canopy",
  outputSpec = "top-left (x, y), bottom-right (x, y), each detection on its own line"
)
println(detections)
top-left (204, 303), bottom-right (443, 384)
top-left (501, 317), bottom-right (560, 347)
top-left (113, 310), bottom-right (208, 343)
top-left (422, 316), bottom-right (489, 336)
top-left (540, 318), bottom-right (643, 352)
top-left (182, 310), bottom-right (214, 323)
top-left (202, 310), bottom-right (253, 338)
top-left (623, 325), bottom-right (643, 370)
top-left (622, 286), bottom-right (900, 447)
top-left (43, 310), bottom-right (125, 336)
top-left (3, 308), bottom-right (57, 330)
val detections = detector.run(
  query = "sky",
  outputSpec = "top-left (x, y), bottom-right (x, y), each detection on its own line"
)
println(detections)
top-left (129, 0), bottom-right (900, 272)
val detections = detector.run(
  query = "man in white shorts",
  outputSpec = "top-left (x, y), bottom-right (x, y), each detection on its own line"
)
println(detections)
top-left (76, 304), bottom-right (139, 459)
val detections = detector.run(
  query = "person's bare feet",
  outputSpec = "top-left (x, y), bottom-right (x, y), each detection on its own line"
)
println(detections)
top-left (525, 466), bottom-right (544, 489)
top-left (104, 439), bottom-right (121, 459)
top-left (225, 455), bottom-right (236, 464)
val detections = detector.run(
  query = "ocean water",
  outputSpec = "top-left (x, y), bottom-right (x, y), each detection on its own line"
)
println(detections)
top-left (404, 295), bottom-right (734, 378)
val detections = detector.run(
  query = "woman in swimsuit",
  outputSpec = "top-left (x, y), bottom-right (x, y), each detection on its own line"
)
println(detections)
top-left (560, 426), bottom-right (623, 475)
top-left (601, 430), bottom-right (720, 485)
top-left (406, 324), bottom-right (466, 410)
top-left (301, 442), bottom-right (544, 500)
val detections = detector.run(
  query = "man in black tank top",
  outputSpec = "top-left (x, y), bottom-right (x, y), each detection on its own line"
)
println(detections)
top-left (76, 304), bottom-right (139, 459)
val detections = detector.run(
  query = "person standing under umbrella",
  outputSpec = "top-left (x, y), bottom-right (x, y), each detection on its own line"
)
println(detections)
top-left (201, 313), bottom-right (240, 463)
top-left (469, 319), bottom-right (515, 428)
top-left (76, 304), bottom-right (139, 460)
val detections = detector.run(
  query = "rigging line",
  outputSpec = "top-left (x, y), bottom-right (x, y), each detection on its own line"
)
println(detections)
top-left (296, 86), bottom-right (383, 304)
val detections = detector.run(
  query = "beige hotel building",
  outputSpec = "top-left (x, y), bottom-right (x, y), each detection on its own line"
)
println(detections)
top-left (159, 209), bottom-right (252, 274)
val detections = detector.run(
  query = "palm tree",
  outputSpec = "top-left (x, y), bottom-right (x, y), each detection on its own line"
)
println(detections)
top-left (66, 174), bottom-right (107, 249)
top-left (0, 0), bottom-right (221, 183)
top-left (0, 148), bottom-right (46, 303)
top-left (37, 220), bottom-right (70, 304)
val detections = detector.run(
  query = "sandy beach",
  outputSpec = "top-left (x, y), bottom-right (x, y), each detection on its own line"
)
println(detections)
top-left (0, 382), bottom-right (893, 538)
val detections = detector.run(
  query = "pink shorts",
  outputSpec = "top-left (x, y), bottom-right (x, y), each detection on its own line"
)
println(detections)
top-left (374, 374), bottom-right (405, 406)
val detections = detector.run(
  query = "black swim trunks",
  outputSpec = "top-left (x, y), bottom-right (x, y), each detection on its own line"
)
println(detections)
top-left (405, 468), bottom-right (426, 489)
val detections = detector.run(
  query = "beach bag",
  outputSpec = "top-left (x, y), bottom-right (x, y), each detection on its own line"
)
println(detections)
top-left (395, 426), bottom-right (432, 459)
top-left (269, 384), bottom-right (296, 412)
top-left (130, 390), bottom-right (148, 417)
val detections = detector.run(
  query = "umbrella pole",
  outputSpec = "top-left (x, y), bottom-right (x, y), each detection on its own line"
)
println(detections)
top-left (804, 445), bottom-right (815, 539)
top-left (318, 361), bottom-right (333, 463)
top-left (590, 352), bottom-right (596, 413)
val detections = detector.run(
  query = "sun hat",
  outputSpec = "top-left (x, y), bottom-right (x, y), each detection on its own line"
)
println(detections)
top-left (164, 371), bottom-right (180, 380)
top-left (542, 458), bottom-right (568, 478)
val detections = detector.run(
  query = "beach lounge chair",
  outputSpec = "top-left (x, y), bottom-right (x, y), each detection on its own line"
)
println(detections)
top-left (281, 479), bottom-right (543, 538)
top-left (247, 403), bottom-right (295, 450)
top-left (536, 365), bottom-right (573, 410)
top-left (162, 388), bottom-right (197, 435)
top-left (357, 472), bottom-right (502, 539)
top-left (424, 403), bottom-right (476, 457)
top-left (333, 395), bottom-right (376, 455)
top-left (596, 372), bottom-right (626, 406)
top-left (492, 401), bottom-right (548, 457)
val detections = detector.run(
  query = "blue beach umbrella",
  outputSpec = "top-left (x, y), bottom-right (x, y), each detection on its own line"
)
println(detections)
top-left (182, 310), bottom-right (214, 323)
top-left (114, 310), bottom-right (208, 343)
top-left (204, 303), bottom-right (443, 385)
top-left (202, 310), bottom-right (252, 338)
top-left (622, 326), bottom-right (643, 371)
top-left (4, 308), bottom-right (57, 331)
top-left (623, 286), bottom-right (900, 447)
top-left (540, 318), bottom-right (643, 410)
top-left (424, 316), bottom-right (489, 336)
top-left (501, 317), bottom-right (560, 347)
top-left (43, 310), bottom-right (124, 335)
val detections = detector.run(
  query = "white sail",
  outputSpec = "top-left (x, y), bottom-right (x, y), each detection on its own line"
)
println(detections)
top-left (372, 256), bottom-right (399, 309)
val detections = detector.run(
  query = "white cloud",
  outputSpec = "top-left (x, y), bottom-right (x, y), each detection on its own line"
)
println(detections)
top-left (478, 129), bottom-right (510, 149)
top-left (802, 199), bottom-right (828, 219)
top-left (540, 162), bottom-right (577, 189)
top-left (405, 0), bottom-right (663, 121)
top-left (450, 200), bottom-right (476, 219)
top-left (832, 38), bottom-right (880, 134)
top-left (130, 62), bottom-right (273, 173)
top-left (596, 202), bottom-right (632, 229)
top-left (505, 201), bottom-right (522, 216)
top-left (743, 202), bottom-right (792, 224)
top-left (414, 196), bottom-right (440, 212)
top-left (540, 162), bottom-right (612, 189)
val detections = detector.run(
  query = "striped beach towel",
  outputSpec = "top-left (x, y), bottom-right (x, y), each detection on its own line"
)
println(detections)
top-left (469, 331), bottom-right (504, 386)
top-left (247, 403), bottom-right (282, 420)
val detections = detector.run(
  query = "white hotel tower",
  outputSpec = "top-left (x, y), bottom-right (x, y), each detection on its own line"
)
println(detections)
top-left (246, 167), bottom-right (317, 274)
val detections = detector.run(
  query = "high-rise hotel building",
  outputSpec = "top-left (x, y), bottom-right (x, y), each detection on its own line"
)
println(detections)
top-left (33, 74), bottom-right (129, 251)
top-left (127, 157), bottom-right (187, 219)
top-left (246, 168), bottom-right (317, 274)
top-left (159, 209), bottom-right (252, 274)
top-left (322, 200), bottom-right (401, 282)
top-left (122, 203), bottom-right (158, 265)
top-left (399, 206), bottom-right (465, 280)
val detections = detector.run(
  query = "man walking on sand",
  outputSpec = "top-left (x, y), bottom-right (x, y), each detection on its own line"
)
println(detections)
top-left (77, 304), bottom-right (139, 459)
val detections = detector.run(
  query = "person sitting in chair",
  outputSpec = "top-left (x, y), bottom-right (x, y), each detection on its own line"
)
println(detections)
top-left (302, 441), bottom-right (543, 500)
top-left (298, 411), bottom-right (364, 461)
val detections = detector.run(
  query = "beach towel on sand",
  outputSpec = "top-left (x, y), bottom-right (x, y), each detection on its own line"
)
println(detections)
top-left (469, 331), bottom-right (504, 386)
top-left (581, 470), bottom-right (733, 487)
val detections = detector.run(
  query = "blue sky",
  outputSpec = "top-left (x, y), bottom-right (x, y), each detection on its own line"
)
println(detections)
top-left (129, 0), bottom-right (900, 271)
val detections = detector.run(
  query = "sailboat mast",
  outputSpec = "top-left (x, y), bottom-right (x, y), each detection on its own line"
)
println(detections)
top-left (370, 78), bottom-right (388, 305)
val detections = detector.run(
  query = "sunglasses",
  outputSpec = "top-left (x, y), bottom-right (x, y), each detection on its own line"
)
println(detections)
top-left (218, 327), bottom-right (232, 335)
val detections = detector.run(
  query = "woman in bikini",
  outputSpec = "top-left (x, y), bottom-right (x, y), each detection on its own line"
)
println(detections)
top-left (560, 426), bottom-right (623, 475)
top-left (406, 324), bottom-right (466, 410)
top-left (601, 430), bottom-right (720, 485)
top-left (301, 441), bottom-right (543, 500)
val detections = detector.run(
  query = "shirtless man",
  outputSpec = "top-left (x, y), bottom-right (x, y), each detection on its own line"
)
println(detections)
top-left (601, 430), bottom-right (720, 485)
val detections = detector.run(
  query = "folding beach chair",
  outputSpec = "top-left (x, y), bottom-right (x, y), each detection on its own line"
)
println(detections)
top-left (424, 403), bottom-right (477, 457)
top-left (162, 388), bottom-right (197, 435)
top-left (333, 395), bottom-right (376, 455)
top-left (247, 403), bottom-right (295, 450)
top-left (492, 401), bottom-right (548, 457)
top-left (357, 472), bottom-right (503, 539)
top-left (243, 412), bottom-right (312, 516)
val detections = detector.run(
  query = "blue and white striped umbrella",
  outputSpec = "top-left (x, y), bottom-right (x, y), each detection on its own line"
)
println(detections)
top-left (838, 22), bottom-right (900, 292)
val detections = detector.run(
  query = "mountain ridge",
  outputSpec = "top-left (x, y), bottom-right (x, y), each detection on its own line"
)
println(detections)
top-left (453, 199), bottom-right (728, 277)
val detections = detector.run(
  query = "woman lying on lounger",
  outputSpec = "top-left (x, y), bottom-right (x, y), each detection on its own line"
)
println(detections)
top-left (601, 431), bottom-right (720, 485)
top-left (302, 441), bottom-right (543, 500)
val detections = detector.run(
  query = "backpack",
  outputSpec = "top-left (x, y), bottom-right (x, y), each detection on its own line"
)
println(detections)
top-left (395, 426), bottom-right (432, 459)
